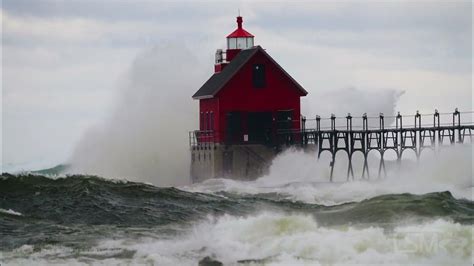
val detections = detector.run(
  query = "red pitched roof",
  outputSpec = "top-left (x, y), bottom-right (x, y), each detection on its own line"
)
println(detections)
top-left (192, 46), bottom-right (307, 99)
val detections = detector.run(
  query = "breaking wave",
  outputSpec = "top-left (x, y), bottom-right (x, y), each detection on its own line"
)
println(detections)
top-left (0, 174), bottom-right (472, 265)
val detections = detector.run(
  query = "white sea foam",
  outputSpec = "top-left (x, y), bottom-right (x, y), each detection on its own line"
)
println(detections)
top-left (0, 208), bottom-right (23, 216)
top-left (1, 213), bottom-right (471, 265)
top-left (185, 144), bottom-right (473, 205)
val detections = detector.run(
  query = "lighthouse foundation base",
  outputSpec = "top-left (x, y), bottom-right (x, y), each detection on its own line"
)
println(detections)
top-left (190, 144), bottom-right (277, 183)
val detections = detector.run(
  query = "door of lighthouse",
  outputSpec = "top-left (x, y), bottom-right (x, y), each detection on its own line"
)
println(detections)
top-left (226, 112), bottom-right (242, 144)
top-left (276, 110), bottom-right (294, 144)
top-left (276, 110), bottom-right (293, 129)
top-left (248, 112), bottom-right (273, 144)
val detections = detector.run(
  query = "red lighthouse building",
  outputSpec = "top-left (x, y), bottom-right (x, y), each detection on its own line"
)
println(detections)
top-left (190, 16), bottom-right (307, 182)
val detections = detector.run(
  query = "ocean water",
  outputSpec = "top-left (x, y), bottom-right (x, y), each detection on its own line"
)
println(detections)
top-left (0, 170), bottom-right (473, 265)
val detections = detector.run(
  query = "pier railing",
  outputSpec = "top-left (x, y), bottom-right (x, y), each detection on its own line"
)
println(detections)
top-left (189, 130), bottom-right (219, 150)
top-left (189, 109), bottom-right (473, 181)
top-left (277, 109), bottom-right (474, 180)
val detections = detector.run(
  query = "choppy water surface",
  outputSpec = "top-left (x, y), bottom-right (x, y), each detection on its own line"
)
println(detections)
top-left (0, 173), bottom-right (472, 265)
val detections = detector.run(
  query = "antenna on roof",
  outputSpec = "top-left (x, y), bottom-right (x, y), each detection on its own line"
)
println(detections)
top-left (238, 9), bottom-right (240, 16)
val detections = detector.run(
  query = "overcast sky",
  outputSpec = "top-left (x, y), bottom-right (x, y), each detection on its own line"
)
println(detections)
top-left (2, 0), bottom-right (472, 171)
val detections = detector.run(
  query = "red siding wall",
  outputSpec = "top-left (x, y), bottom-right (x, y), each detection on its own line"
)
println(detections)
top-left (199, 50), bottom-right (303, 143)
top-left (199, 98), bottom-right (219, 131)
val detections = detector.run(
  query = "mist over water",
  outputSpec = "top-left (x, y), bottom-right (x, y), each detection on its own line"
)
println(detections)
top-left (188, 144), bottom-right (472, 205)
top-left (303, 87), bottom-right (404, 123)
top-left (69, 44), bottom-right (206, 186)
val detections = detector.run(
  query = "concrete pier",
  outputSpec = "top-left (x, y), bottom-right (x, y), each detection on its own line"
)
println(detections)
top-left (190, 144), bottom-right (276, 183)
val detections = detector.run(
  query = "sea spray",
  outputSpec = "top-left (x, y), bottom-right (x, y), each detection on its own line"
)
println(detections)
top-left (302, 87), bottom-right (404, 127)
top-left (186, 144), bottom-right (473, 205)
top-left (69, 44), bottom-right (207, 186)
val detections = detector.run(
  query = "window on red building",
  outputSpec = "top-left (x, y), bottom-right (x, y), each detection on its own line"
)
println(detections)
top-left (200, 112), bottom-right (204, 130)
top-left (210, 112), bottom-right (214, 131)
top-left (252, 64), bottom-right (266, 88)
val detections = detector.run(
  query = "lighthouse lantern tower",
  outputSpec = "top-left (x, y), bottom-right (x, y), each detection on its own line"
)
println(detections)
top-left (215, 16), bottom-right (255, 73)
top-left (226, 16), bottom-right (254, 60)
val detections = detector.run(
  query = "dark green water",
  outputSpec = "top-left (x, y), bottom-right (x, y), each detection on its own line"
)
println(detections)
top-left (1, 174), bottom-right (473, 265)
